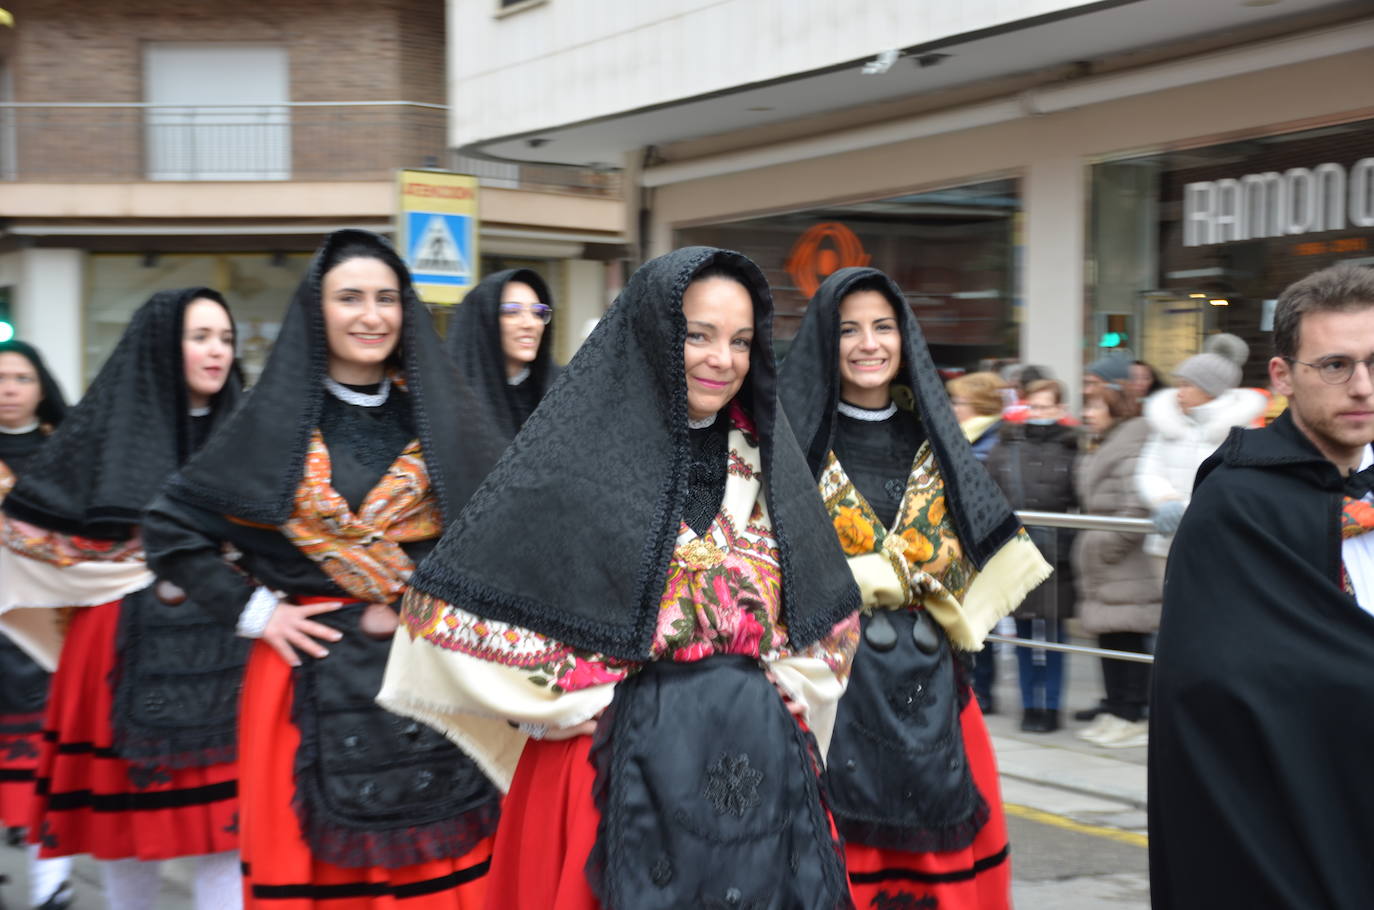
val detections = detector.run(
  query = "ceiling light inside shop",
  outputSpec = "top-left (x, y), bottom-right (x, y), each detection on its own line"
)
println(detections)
top-left (1209, 298), bottom-right (1230, 306)
top-left (1189, 293), bottom-right (1207, 298)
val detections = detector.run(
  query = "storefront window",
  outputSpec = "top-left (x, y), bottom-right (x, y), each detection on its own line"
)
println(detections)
top-left (1090, 117), bottom-right (1374, 385)
top-left (85, 252), bottom-right (312, 386)
top-left (675, 178), bottom-right (1020, 371)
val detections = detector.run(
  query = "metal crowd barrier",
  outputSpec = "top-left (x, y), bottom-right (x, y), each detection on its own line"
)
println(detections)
top-left (981, 510), bottom-right (1158, 665)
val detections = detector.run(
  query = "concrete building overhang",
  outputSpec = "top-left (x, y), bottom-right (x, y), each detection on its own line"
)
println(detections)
top-left (465, 0), bottom-right (1369, 173)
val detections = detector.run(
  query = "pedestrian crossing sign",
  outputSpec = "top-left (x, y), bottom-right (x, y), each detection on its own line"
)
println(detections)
top-left (396, 169), bottom-right (480, 304)
top-left (407, 212), bottom-right (473, 284)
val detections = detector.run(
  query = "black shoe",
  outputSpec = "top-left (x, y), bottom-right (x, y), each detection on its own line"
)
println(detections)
top-left (34, 880), bottom-right (74, 910)
top-left (4, 827), bottom-right (22, 848)
top-left (1021, 708), bottom-right (1061, 733)
top-left (1074, 703), bottom-right (1107, 722)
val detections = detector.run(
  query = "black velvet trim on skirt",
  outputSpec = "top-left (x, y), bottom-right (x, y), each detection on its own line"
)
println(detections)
top-left (110, 583), bottom-right (251, 769)
top-left (290, 604), bottom-right (501, 870)
top-left (586, 654), bottom-right (853, 910)
top-left (824, 609), bottom-right (989, 853)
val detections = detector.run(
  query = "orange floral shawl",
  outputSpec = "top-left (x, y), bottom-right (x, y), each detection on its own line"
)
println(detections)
top-left (280, 431), bottom-right (442, 604)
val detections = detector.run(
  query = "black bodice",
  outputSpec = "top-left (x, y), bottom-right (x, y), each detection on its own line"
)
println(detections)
top-left (684, 417), bottom-right (729, 537)
top-left (318, 385), bottom-right (416, 512)
top-left (832, 406), bottom-right (925, 528)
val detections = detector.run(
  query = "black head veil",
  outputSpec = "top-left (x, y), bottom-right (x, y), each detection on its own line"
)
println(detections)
top-left (0, 339), bottom-right (68, 428)
top-left (447, 268), bottom-right (558, 442)
top-left (3, 289), bottom-right (244, 538)
top-left (411, 246), bottom-right (859, 661)
top-left (777, 267), bottom-right (1020, 569)
top-left (166, 229), bottom-right (502, 526)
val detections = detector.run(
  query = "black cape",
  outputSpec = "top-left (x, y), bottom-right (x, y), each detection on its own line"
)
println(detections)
top-left (1149, 410), bottom-right (1374, 908)
top-left (409, 246), bottom-right (860, 660)
top-left (777, 267), bottom-right (1020, 568)
top-left (3, 289), bottom-right (242, 538)
top-left (447, 268), bottom-right (559, 442)
top-left (165, 229), bottom-right (503, 526)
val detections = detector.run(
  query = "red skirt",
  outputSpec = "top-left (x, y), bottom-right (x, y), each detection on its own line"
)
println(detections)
top-left (482, 736), bottom-right (600, 910)
top-left (27, 599), bottom-right (239, 860)
top-left (0, 710), bottom-right (43, 828)
top-left (238, 640), bottom-right (492, 909)
top-left (844, 698), bottom-right (1011, 910)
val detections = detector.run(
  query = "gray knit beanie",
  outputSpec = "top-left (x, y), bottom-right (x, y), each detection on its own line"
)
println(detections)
top-left (1085, 353), bottom-right (1132, 388)
top-left (1173, 333), bottom-right (1248, 397)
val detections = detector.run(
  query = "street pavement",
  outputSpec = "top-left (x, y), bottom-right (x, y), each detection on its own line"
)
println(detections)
top-left (0, 636), bottom-right (1150, 909)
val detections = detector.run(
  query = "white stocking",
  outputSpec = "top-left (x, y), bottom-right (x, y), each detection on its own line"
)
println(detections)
top-left (193, 851), bottom-right (243, 910)
top-left (28, 845), bottom-right (73, 907)
top-left (99, 858), bottom-right (161, 910)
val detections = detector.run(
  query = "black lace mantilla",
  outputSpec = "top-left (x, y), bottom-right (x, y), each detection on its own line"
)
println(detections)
top-left (110, 583), bottom-right (251, 769)
top-left (290, 605), bottom-right (501, 869)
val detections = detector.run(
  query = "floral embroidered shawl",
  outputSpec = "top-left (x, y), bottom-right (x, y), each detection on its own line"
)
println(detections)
top-left (280, 432), bottom-right (442, 604)
top-left (402, 407), bottom-right (859, 694)
top-left (822, 441), bottom-right (1048, 651)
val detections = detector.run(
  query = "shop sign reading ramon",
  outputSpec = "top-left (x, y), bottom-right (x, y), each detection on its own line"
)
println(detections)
top-left (1183, 157), bottom-right (1374, 247)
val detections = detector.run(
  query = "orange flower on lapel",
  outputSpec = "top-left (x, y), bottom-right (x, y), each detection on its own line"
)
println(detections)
top-left (834, 505), bottom-right (876, 555)
top-left (900, 528), bottom-right (935, 566)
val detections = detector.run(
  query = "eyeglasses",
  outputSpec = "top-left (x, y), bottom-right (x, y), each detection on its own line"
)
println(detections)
top-left (1285, 354), bottom-right (1374, 385)
top-left (498, 302), bottom-right (553, 324)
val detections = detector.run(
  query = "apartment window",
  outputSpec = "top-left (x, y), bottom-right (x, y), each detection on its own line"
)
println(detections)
top-left (144, 44), bottom-right (289, 181)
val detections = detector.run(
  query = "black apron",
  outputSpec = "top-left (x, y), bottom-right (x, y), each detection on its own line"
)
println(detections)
top-left (290, 603), bottom-right (501, 869)
top-left (824, 610), bottom-right (987, 851)
top-left (110, 582), bottom-right (251, 769)
top-left (586, 655), bottom-right (852, 910)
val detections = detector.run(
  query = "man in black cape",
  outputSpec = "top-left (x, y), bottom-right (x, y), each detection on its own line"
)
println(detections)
top-left (1149, 262), bottom-right (1374, 908)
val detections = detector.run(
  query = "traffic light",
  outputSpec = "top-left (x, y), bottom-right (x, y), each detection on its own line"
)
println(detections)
top-left (0, 291), bottom-right (13, 343)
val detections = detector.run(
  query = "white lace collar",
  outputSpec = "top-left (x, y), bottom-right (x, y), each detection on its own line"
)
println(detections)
top-left (323, 374), bottom-right (391, 408)
top-left (837, 400), bottom-right (897, 421)
top-left (0, 419), bottom-right (40, 435)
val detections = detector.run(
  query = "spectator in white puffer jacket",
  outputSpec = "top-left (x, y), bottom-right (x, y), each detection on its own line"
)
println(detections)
top-left (1135, 333), bottom-right (1267, 557)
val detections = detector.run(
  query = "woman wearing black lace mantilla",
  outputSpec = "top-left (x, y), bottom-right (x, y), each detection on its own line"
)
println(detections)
top-left (0, 339), bottom-right (72, 910)
top-left (144, 230), bottom-right (506, 909)
top-left (447, 267), bottom-right (560, 441)
top-left (779, 268), bottom-right (1050, 910)
top-left (380, 247), bottom-right (862, 909)
top-left (0, 290), bottom-right (244, 910)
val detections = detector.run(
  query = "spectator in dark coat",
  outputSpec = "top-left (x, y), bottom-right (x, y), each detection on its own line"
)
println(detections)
top-left (986, 379), bottom-right (1079, 732)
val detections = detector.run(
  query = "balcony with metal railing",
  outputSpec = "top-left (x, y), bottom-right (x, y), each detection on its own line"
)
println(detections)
top-left (0, 101), bottom-right (621, 196)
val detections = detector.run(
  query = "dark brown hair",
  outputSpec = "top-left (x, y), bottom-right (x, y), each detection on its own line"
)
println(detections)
top-left (1085, 384), bottom-right (1140, 422)
top-left (1024, 378), bottom-right (1065, 405)
top-left (1273, 263), bottom-right (1374, 359)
